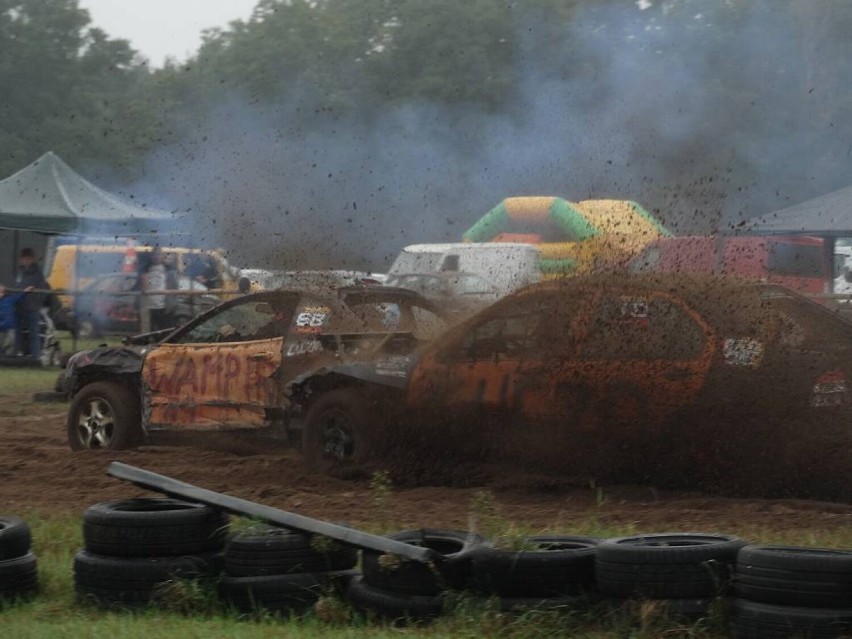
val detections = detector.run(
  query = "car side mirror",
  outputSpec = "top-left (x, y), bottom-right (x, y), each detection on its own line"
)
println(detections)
top-left (238, 276), bottom-right (251, 293)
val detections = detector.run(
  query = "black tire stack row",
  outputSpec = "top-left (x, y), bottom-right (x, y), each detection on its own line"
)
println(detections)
top-left (74, 498), bottom-right (228, 607)
top-left (471, 535), bottom-right (600, 612)
top-left (731, 545), bottom-right (852, 638)
top-left (0, 515), bottom-right (37, 601)
top-left (596, 533), bottom-right (746, 617)
top-left (350, 529), bottom-right (485, 621)
top-left (219, 525), bottom-right (358, 616)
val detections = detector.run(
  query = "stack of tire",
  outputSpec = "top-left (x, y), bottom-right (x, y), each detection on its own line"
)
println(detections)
top-left (595, 533), bottom-right (746, 617)
top-left (74, 498), bottom-right (228, 607)
top-left (730, 545), bottom-right (852, 638)
top-left (219, 525), bottom-right (358, 616)
top-left (348, 529), bottom-right (485, 621)
top-left (470, 535), bottom-right (600, 612)
top-left (0, 516), bottom-right (38, 601)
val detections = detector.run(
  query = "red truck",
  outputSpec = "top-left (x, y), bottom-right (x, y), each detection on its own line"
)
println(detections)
top-left (627, 235), bottom-right (831, 295)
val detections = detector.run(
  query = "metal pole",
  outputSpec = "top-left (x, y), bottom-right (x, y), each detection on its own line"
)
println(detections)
top-left (107, 462), bottom-right (444, 563)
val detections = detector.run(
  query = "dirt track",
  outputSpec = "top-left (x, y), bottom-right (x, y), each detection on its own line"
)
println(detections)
top-left (2, 391), bottom-right (852, 542)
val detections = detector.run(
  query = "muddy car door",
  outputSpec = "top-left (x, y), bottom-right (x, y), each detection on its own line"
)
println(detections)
top-left (141, 294), bottom-right (299, 429)
top-left (407, 294), bottom-right (550, 414)
top-left (555, 289), bottom-right (715, 430)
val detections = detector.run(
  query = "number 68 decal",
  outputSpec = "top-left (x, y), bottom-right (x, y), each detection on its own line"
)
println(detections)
top-left (294, 306), bottom-right (330, 331)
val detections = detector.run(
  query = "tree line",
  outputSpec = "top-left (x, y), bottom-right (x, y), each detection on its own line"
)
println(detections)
top-left (2, 0), bottom-right (852, 264)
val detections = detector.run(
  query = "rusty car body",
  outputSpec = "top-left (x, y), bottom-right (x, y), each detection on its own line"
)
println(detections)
top-left (284, 275), bottom-right (852, 480)
top-left (63, 286), bottom-right (448, 453)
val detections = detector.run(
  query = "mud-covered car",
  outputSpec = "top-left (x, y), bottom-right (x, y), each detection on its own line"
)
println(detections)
top-left (396, 276), bottom-right (852, 486)
top-left (63, 286), bottom-right (447, 453)
top-left (291, 276), bottom-right (852, 482)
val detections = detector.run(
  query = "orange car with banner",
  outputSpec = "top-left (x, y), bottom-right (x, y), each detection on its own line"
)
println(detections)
top-left (62, 287), bottom-right (447, 452)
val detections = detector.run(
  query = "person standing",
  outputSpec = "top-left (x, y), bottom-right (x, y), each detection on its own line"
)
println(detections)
top-left (141, 247), bottom-right (169, 331)
top-left (0, 284), bottom-right (25, 356)
top-left (14, 248), bottom-right (49, 359)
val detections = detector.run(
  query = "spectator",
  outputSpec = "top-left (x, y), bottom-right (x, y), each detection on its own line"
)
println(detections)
top-left (187, 253), bottom-right (221, 289)
top-left (163, 252), bottom-right (180, 326)
top-left (14, 248), bottom-right (49, 359)
top-left (141, 247), bottom-right (170, 331)
top-left (0, 284), bottom-right (26, 356)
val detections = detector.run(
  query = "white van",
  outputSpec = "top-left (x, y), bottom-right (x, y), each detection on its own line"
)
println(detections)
top-left (388, 243), bottom-right (540, 297)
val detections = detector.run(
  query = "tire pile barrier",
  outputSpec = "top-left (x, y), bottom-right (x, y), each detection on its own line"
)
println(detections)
top-left (730, 546), bottom-right (852, 638)
top-left (596, 533), bottom-right (745, 618)
top-left (350, 529), bottom-right (485, 620)
top-left (0, 515), bottom-right (38, 601)
top-left (219, 525), bottom-right (357, 615)
top-left (74, 498), bottom-right (228, 607)
top-left (470, 535), bottom-right (600, 612)
top-left (66, 491), bottom-right (852, 638)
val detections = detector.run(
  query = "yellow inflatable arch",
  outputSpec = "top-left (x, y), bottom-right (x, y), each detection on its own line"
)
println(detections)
top-left (462, 196), bottom-right (670, 275)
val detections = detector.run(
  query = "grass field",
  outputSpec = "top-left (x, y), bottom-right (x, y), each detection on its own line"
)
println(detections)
top-left (2, 508), bottom-right (850, 639)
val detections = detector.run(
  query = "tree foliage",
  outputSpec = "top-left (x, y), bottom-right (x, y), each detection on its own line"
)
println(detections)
top-left (3, 0), bottom-right (852, 247)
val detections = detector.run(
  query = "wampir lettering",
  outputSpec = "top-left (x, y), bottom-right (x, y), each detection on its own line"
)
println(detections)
top-left (145, 351), bottom-right (277, 403)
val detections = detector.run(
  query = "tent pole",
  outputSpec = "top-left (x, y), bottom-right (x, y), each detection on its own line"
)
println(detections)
top-left (72, 233), bottom-right (79, 353)
top-left (12, 230), bottom-right (19, 276)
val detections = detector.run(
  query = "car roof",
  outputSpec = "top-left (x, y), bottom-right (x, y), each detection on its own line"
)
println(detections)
top-left (400, 243), bottom-right (538, 252)
top-left (503, 274), bottom-right (847, 334)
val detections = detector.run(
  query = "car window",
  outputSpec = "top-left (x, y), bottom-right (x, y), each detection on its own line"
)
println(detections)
top-left (410, 304), bottom-right (448, 340)
top-left (454, 274), bottom-right (493, 295)
top-left (580, 294), bottom-right (706, 361)
top-left (768, 241), bottom-right (825, 278)
top-left (764, 293), bottom-right (852, 350)
top-left (455, 311), bottom-right (542, 361)
top-left (173, 300), bottom-right (291, 344)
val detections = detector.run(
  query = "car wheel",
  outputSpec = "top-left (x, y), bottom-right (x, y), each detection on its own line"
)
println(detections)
top-left (67, 382), bottom-right (142, 451)
top-left (302, 388), bottom-right (376, 472)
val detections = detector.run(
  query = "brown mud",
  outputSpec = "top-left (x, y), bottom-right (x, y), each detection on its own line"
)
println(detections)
top-left (1, 391), bottom-right (851, 542)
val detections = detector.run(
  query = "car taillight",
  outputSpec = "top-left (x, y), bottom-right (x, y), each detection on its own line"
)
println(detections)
top-left (811, 369), bottom-right (847, 407)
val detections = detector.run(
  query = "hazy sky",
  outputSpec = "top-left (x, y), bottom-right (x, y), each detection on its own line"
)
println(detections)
top-left (79, 0), bottom-right (259, 67)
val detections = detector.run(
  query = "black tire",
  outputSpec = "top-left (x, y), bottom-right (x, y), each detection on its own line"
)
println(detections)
top-left (346, 575), bottom-right (444, 621)
top-left (67, 381), bottom-right (142, 451)
top-left (0, 516), bottom-right (31, 560)
top-left (83, 498), bottom-right (229, 558)
top-left (0, 553), bottom-right (38, 599)
top-left (219, 570), bottom-right (356, 615)
top-left (598, 533), bottom-right (746, 565)
top-left (596, 533), bottom-right (745, 599)
top-left (361, 529), bottom-right (486, 595)
top-left (224, 526), bottom-right (357, 577)
top-left (735, 545), bottom-right (852, 608)
top-left (74, 550), bottom-right (221, 607)
top-left (472, 535), bottom-right (600, 597)
top-left (730, 598), bottom-right (852, 639)
top-left (302, 388), bottom-right (377, 472)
